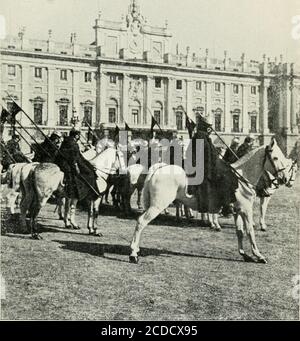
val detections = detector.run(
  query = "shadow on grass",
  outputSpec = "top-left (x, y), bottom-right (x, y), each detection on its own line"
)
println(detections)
top-left (53, 239), bottom-right (244, 263)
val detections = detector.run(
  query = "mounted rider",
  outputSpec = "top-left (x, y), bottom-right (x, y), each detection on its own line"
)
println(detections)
top-left (32, 131), bottom-right (62, 163)
top-left (2, 134), bottom-right (30, 170)
top-left (223, 137), bottom-right (240, 164)
top-left (56, 128), bottom-right (98, 229)
top-left (237, 134), bottom-right (256, 158)
top-left (186, 115), bottom-right (238, 214)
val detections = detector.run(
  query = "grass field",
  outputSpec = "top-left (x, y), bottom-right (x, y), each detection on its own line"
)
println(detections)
top-left (1, 177), bottom-right (299, 320)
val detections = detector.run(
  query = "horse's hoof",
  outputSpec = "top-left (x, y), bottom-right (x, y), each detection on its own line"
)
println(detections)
top-left (72, 225), bottom-right (80, 230)
top-left (260, 227), bottom-right (267, 232)
top-left (58, 216), bottom-right (64, 221)
top-left (32, 234), bottom-right (43, 240)
top-left (129, 256), bottom-right (139, 264)
top-left (215, 227), bottom-right (222, 232)
top-left (257, 257), bottom-right (268, 264)
top-left (93, 231), bottom-right (103, 237)
top-left (242, 254), bottom-right (256, 263)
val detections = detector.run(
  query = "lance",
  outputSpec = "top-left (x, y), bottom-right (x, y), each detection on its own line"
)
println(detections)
top-left (5, 94), bottom-right (100, 197)
top-left (14, 120), bottom-right (53, 158)
top-left (146, 107), bottom-right (163, 134)
top-left (180, 106), bottom-right (239, 161)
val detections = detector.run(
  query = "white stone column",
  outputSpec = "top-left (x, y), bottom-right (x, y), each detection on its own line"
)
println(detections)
top-left (242, 84), bottom-right (249, 133)
top-left (122, 74), bottom-right (129, 124)
top-left (72, 70), bottom-right (80, 121)
top-left (47, 67), bottom-right (56, 126)
top-left (145, 76), bottom-right (153, 126)
top-left (20, 64), bottom-right (30, 126)
top-left (284, 80), bottom-right (291, 133)
top-left (167, 77), bottom-right (174, 128)
top-left (186, 79), bottom-right (193, 117)
top-left (259, 79), bottom-right (270, 134)
top-left (205, 81), bottom-right (212, 121)
top-left (99, 70), bottom-right (108, 123)
top-left (290, 81), bottom-right (297, 133)
top-left (224, 82), bottom-right (231, 133)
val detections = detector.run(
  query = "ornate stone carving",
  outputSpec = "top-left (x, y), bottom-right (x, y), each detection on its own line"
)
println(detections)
top-left (129, 79), bottom-right (143, 100)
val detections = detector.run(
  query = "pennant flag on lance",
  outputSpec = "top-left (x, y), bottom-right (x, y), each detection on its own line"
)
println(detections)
top-left (150, 115), bottom-right (163, 134)
top-left (124, 122), bottom-right (131, 131)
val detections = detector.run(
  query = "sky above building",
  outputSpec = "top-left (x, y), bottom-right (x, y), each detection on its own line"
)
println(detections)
top-left (0, 0), bottom-right (299, 63)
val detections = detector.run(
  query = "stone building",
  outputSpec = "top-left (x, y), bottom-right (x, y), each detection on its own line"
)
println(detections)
top-left (0, 0), bottom-right (299, 154)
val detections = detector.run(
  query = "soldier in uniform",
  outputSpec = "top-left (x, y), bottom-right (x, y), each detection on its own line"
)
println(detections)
top-left (2, 134), bottom-right (29, 170)
top-left (186, 116), bottom-right (238, 219)
top-left (56, 128), bottom-right (98, 229)
top-left (32, 132), bottom-right (61, 163)
top-left (223, 137), bottom-right (240, 164)
top-left (236, 134), bottom-right (256, 159)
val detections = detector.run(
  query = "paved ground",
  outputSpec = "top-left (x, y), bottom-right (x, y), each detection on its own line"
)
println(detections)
top-left (1, 178), bottom-right (299, 320)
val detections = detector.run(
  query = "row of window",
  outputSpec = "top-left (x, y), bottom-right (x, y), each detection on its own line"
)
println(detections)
top-left (106, 76), bottom-right (259, 94)
top-left (6, 99), bottom-right (258, 134)
top-left (6, 65), bottom-right (259, 94)
top-left (7, 65), bottom-right (93, 83)
top-left (107, 106), bottom-right (257, 133)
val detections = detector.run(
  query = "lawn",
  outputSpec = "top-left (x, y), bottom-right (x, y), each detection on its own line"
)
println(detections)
top-left (1, 177), bottom-right (299, 320)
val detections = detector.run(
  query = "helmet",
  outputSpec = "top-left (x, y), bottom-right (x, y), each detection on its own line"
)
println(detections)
top-left (232, 137), bottom-right (240, 145)
top-left (69, 129), bottom-right (81, 138)
top-left (50, 131), bottom-right (61, 140)
top-left (245, 134), bottom-right (255, 143)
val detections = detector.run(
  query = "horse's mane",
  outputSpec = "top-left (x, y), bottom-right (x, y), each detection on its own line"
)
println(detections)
top-left (232, 145), bottom-right (266, 168)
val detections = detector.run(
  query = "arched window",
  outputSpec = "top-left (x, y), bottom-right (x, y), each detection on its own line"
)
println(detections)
top-left (153, 101), bottom-right (163, 125)
top-left (130, 99), bottom-right (141, 125)
top-left (214, 108), bottom-right (223, 132)
top-left (194, 107), bottom-right (205, 125)
top-left (249, 110), bottom-right (258, 133)
top-left (30, 96), bottom-right (46, 125)
top-left (107, 98), bottom-right (118, 124)
top-left (176, 111), bottom-right (183, 131)
top-left (56, 98), bottom-right (70, 126)
top-left (232, 109), bottom-right (241, 133)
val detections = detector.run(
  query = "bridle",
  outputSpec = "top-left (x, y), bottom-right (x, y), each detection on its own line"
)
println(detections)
top-left (285, 160), bottom-right (298, 187)
top-left (263, 145), bottom-right (288, 188)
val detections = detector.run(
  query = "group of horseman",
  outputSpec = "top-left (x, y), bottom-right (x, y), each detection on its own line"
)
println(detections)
top-left (1, 114), bottom-right (259, 229)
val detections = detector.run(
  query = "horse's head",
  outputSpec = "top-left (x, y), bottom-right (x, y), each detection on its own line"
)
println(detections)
top-left (264, 138), bottom-right (293, 186)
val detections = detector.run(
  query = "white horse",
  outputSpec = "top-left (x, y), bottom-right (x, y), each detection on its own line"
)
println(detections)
top-left (62, 147), bottom-right (123, 236)
top-left (19, 163), bottom-right (64, 239)
top-left (129, 138), bottom-right (289, 264)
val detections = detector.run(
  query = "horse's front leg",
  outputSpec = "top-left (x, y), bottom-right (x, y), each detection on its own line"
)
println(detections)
top-left (130, 206), bottom-right (163, 264)
top-left (69, 198), bottom-right (79, 229)
top-left (87, 200), bottom-right (94, 234)
top-left (235, 213), bottom-right (246, 258)
top-left (89, 198), bottom-right (103, 237)
top-left (64, 197), bottom-right (71, 228)
top-left (259, 196), bottom-right (271, 232)
top-left (242, 208), bottom-right (267, 264)
top-left (30, 205), bottom-right (43, 240)
top-left (57, 196), bottom-right (65, 220)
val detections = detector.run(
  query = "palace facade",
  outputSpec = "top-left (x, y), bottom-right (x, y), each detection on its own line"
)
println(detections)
top-left (1, 0), bottom-right (299, 154)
